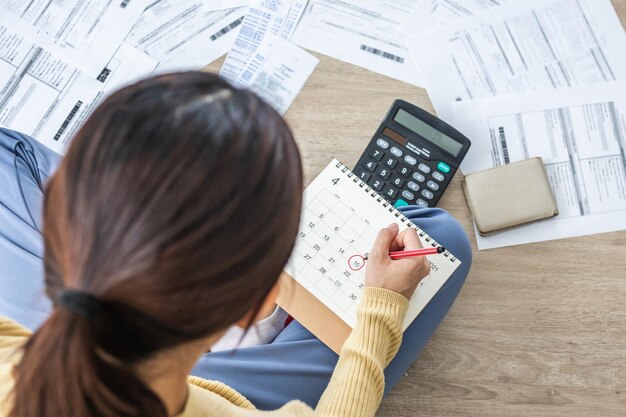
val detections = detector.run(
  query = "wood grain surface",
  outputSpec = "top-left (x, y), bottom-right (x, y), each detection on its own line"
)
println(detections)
top-left (207, 2), bottom-right (626, 415)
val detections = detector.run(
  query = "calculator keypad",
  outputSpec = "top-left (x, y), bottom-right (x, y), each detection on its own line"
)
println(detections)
top-left (418, 163), bottom-right (431, 174)
top-left (383, 157), bottom-right (398, 169)
top-left (376, 138), bottom-right (389, 149)
top-left (376, 166), bottom-right (391, 179)
top-left (390, 147), bottom-right (403, 157)
top-left (364, 160), bottom-right (377, 171)
top-left (427, 180), bottom-right (440, 191)
top-left (407, 181), bottom-right (420, 192)
top-left (370, 149), bottom-right (384, 161)
top-left (404, 155), bottom-right (417, 166)
top-left (369, 177), bottom-right (384, 191)
top-left (355, 139), bottom-right (453, 208)
top-left (390, 175), bottom-right (405, 188)
top-left (384, 187), bottom-right (398, 199)
top-left (412, 172), bottom-right (425, 182)
top-left (401, 190), bottom-right (415, 201)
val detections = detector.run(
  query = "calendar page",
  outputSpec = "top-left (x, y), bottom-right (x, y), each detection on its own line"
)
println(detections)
top-left (284, 159), bottom-right (461, 330)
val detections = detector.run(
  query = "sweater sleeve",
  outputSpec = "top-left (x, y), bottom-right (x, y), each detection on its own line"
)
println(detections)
top-left (314, 287), bottom-right (409, 417)
top-left (187, 376), bottom-right (255, 410)
top-left (0, 316), bottom-right (31, 363)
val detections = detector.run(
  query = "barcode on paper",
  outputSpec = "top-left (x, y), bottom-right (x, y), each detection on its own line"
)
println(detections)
top-left (359, 45), bottom-right (404, 63)
top-left (210, 17), bottom-right (244, 41)
top-left (498, 126), bottom-right (510, 164)
top-left (53, 101), bottom-right (83, 142)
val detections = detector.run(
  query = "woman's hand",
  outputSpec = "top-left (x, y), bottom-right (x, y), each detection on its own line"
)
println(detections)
top-left (364, 223), bottom-right (431, 300)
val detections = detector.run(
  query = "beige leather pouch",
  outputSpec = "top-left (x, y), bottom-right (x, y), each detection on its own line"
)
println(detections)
top-left (463, 157), bottom-right (559, 236)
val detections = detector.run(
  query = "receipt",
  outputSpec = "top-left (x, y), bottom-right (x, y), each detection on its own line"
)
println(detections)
top-left (220, 0), bottom-right (308, 83)
top-left (127, 1), bottom-right (245, 73)
top-left (292, 0), bottom-right (422, 86)
top-left (0, 24), bottom-right (157, 154)
top-left (245, 39), bottom-right (318, 114)
top-left (0, 0), bottom-right (149, 77)
top-left (233, 33), bottom-right (283, 87)
top-left (409, 0), bottom-right (626, 121)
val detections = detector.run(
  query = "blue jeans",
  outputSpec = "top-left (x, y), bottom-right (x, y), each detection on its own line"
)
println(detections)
top-left (0, 128), bottom-right (472, 410)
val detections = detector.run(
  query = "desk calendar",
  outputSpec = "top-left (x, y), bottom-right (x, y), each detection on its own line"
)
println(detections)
top-left (280, 160), bottom-right (461, 349)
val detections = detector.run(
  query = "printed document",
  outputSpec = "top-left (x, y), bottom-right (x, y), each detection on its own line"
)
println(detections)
top-left (409, 0), bottom-right (626, 121)
top-left (243, 37), bottom-right (318, 114)
top-left (292, 0), bottom-right (422, 86)
top-left (450, 82), bottom-right (626, 249)
top-left (0, 23), bottom-right (157, 154)
top-left (127, 1), bottom-right (245, 73)
top-left (0, 0), bottom-right (149, 77)
top-left (403, 0), bottom-right (508, 37)
top-left (220, 0), bottom-right (308, 83)
top-left (204, 0), bottom-right (250, 11)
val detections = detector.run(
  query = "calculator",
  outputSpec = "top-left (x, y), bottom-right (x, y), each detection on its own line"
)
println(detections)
top-left (353, 100), bottom-right (471, 208)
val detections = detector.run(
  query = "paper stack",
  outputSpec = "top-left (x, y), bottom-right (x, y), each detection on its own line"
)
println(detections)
top-left (1, 0), bottom-right (625, 249)
top-left (405, 0), bottom-right (626, 249)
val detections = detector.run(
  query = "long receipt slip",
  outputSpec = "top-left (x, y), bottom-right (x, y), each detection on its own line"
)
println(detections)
top-left (278, 160), bottom-right (460, 353)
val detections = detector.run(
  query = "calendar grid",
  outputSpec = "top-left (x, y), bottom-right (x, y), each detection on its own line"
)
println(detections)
top-left (288, 188), bottom-right (386, 321)
top-left (284, 160), bottom-right (461, 329)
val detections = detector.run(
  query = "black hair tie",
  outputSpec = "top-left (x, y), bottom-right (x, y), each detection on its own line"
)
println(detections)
top-left (57, 290), bottom-right (101, 319)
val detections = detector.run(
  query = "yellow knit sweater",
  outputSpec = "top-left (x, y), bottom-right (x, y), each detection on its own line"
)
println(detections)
top-left (0, 287), bottom-right (408, 417)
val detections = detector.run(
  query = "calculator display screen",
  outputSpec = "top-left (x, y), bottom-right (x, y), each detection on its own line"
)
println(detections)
top-left (393, 108), bottom-right (463, 157)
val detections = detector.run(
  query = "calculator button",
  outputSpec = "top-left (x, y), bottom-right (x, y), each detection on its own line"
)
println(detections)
top-left (390, 147), bottom-right (403, 157)
top-left (398, 166), bottom-right (412, 177)
top-left (437, 161), bottom-right (451, 173)
top-left (415, 199), bottom-right (429, 208)
top-left (390, 175), bottom-right (405, 188)
top-left (358, 172), bottom-right (371, 182)
top-left (363, 160), bottom-right (378, 172)
top-left (376, 166), bottom-right (391, 179)
top-left (412, 172), bottom-right (425, 182)
top-left (427, 180), bottom-right (440, 191)
top-left (401, 190), bottom-right (415, 201)
top-left (384, 187), bottom-right (398, 199)
top-left (421, 189), bottom-right (434, 200)
top-left (404, 155), bottom-right (417, 166)
top-left (384, 157), bottom-right (398, 169)
top-left (418, 163), bottom-right (431, 174)
top-left (407, 181), bottom-right (420, 192)
top-left (394, 199), bottom-right (409, 208)
top-left (376, 138), bottom-right (390, 149)
top-left (369, 149), bottom-right (384, 161)
top-left (432, 171), bottom-right (445, 182)
top-left (369, 177), bottom-right (385, 191)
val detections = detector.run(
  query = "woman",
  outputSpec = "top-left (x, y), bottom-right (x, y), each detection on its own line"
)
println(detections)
top-left (0, 72), bottom-right (472, 416)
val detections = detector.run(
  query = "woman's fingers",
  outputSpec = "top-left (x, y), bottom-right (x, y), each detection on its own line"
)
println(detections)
top-left (401, 227), bottom-right (422, 251)
top-left (390, 226), bottom-right (423, 252)
top-left (370, 223), bottom-right (399, 260)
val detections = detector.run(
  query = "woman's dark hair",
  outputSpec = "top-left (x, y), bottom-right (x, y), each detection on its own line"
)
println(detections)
top-left (9, 72), bottom-right (303, 417)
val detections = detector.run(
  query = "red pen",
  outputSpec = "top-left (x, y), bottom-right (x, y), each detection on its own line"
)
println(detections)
top-left (387, 246), bottom-right (445, 260)
top-left (358, 246), bottom-right (445, 261)
top-left (349, 247), bottom-right (445, 271)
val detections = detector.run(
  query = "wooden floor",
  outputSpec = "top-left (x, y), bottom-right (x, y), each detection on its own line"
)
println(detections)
top-left (209, 3), bottom-right (626, 415)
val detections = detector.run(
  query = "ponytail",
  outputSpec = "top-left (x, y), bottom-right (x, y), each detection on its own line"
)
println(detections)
top-left (9, 309), bottom-right (167, 417)
top-left (13, 72), bottom-right (303, 417)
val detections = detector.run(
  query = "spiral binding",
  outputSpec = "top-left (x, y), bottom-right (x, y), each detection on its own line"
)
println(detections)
top-left (335, 161), bottom-right (457, 263)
